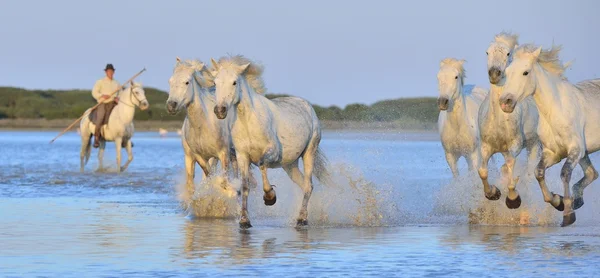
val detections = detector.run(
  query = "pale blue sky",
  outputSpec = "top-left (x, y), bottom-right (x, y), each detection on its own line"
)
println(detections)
top-left (0, 0), bottom-right (598, 106)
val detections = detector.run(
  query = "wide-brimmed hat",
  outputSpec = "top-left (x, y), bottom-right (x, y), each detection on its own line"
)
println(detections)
top-left (104, 64), bottom-right (115, 71)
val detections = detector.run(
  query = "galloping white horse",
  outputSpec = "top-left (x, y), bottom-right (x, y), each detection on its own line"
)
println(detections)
top-left (167, 58), bottom-right (239, 197)
top-left (210, 55), bottom-right (330, 228)
top-left (80, 82), bottom-right (149, 173)
top-left (499, 44), bottom-right (600, 226)
top-left (478, 33), bottom-right (540, 209)
top-left (437, 58), bottom-right (487, 177)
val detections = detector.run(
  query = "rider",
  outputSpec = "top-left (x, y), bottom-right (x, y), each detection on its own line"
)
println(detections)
top-left (91, 64), bottom-right (123, 148)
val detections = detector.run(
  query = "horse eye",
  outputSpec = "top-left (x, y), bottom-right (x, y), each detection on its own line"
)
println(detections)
top-left (523, 71), bottom-right (529, 76)
top-left (185, 81), bottom-right (189, 85)
top-left (455, 76), bottom-right (458, 79)
top-left (507, 53), bottom-right (510, 57)
top-left (233, 81), bottom-right (237, 86)
top-left (486, 52), bottom-right (488, 55)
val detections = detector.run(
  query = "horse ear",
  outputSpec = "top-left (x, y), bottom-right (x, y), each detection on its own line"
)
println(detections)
top-left (130, 80), bottom-right (134, 87)
top-left (210, 58), bottom-right (220, 71)
top-left (458, 59), bottom-right (466, 66)
top-left (533, 47), bottom-right (542, 58)
top-left (440, 58), bottom-right (450, 68)
top-left (237, 63), bottom-right (250, 74)
top-left (195, 62), bottom-right (205, 72)
top-left (176, 56), bottom-right (181, 63)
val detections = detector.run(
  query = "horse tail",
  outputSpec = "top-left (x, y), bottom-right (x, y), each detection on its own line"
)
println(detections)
top-left (313, 147), bottom-right (333, 186)
top-left (84, 134), bottom-right (92, 165)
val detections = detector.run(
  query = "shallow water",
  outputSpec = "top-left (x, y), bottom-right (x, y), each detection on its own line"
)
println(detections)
top-left (1, 130), bottom-right (599, 277)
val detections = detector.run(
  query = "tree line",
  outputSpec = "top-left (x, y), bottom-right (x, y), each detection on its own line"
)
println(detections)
top-left (0, 87), bottom-right (438, 125)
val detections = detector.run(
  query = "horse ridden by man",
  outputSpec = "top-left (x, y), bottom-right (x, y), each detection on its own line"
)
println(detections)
top-left (79, 63), bottom-right (150, 173)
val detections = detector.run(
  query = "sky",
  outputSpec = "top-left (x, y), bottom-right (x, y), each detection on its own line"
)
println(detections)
top-left (0, 0), bottom-right (598, 106)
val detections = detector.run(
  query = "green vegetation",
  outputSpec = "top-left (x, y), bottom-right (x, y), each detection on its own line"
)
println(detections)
top-left (0, 87), bottom-right (438, 127)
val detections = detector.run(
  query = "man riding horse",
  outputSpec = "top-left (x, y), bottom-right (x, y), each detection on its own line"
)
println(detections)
top-left (91, 64), bottom-right (124, 148)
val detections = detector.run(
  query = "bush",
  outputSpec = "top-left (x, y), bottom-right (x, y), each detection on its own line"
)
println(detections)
top-left (0, 87), bottom-right (438, 125)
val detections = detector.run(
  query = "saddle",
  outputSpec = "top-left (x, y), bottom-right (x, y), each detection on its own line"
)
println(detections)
top-left (88, 101), bottom-right (118, 137)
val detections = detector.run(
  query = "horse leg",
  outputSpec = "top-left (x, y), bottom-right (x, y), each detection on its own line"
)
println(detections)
top-left (237, 155), bottom-right (252, 228)
top-left (260, 165), bottom-right (276, 206)
top-left (478, 144), bottom-right (501, 201)
top-left (80, 132), bottom-right (92, 173)
top-left (467, 150), bottom-right (480, 172)
top-left (97, 141), bottom-right (106, 172)
top-left (558, 150), bottom-right (582, 227)
top-left (120, 140), bottom-right (134, 172)
top-left (297, 145), bottom-right (317, 227)
top-left (526, 140), bottom-right (542, 168)
top-left (572, 155), bottom-right (598, 210)
top-left (283, 161), bottom-right (310, 225)
top-left (115, 137), bottom-right (123, 173)
top-left (194, 155), bottom-right (210, 180)
top-left (503, 150), bottom-right (521, 209)
top-left (445, 152), bottom-right (459, 178)
top-left (219, 152), bottom-right (230, 179)
top-left (535, 150), bottom-right (563, 211)
top-left (184, 152), bottom-right (196, 199)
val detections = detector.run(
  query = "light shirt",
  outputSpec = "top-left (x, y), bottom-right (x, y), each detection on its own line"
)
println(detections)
top-left (92, 77), bottom-right (121, 103)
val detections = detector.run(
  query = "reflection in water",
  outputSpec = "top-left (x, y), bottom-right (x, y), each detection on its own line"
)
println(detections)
top-left (439, 226), bottom-right (598, 258)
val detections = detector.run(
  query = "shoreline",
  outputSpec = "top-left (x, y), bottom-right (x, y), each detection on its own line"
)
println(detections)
top-left (0, 119), bottom-right (437, 132)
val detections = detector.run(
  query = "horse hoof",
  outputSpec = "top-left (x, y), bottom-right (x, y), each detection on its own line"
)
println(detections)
top-left (263, 188), bottom-right (276, 206)
top-left (505, 195), bottom-right (521, 209)
top-left (561, 212), bottom-right (576, 227)
top-left (239, 219), bottom-right (252, 229)
top-left (263, 194), bottom-right (276, 206)
top-left (296, 219), bottom-right (308, 227)
top-left (573, 197), bottom-right (584, 210)
top-left (552, 193), bottom-right (564, 212)
top-left (485, 186), bottom-right (501, 201)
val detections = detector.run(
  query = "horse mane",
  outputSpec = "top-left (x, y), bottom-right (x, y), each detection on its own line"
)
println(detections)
top-left (440, 58), bottom-right (466, 85)
top-left (515, 44), bottom-right (568, 77)
top-left (174, 59), bottom-right (215, 88)
top-left (494, 32), bottom-right (519, 49)
top-left (215, 55), bottom-right (267, 94)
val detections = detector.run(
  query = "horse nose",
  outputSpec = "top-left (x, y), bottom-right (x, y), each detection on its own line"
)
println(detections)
top-left (437, 97), bottom-right (449, 111)
top-left (214, 106), bottom-right (227, 119)
top-left (500, 94), bottom-right (515, 113)
top-left (488, 68), bottom-right (502, 84)
top-left (166, 100), bottom-right (178, 114)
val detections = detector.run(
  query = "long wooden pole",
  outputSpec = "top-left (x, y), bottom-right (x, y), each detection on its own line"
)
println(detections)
top-left (49, 68), bottom-right (147, 144)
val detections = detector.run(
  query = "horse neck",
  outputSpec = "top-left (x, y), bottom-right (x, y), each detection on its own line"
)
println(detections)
top-left (446, 86), bottom-right (468, 127)
top-left (237, 77), bottom-right (264, 120)
top-left (488, 84), bottom-right (503, 115)
top-left (186, 76), bottom-right (214, 130)
top-left (531, 64), bottom-right (564, 119)
top-left (113, 90), bottom-right (136, 125)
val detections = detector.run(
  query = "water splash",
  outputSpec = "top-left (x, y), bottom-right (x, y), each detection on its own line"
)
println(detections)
top-left (176, 161), bottom-right (398, 227)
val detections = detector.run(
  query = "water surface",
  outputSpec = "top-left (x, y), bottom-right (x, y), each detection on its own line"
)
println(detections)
top-left (1, 131), bottom-right (599, 277)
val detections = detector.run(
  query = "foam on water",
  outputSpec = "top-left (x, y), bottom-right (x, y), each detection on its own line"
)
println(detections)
top-left (177, 151), bottom-right (600, 228)
top-left (177, 161), bottom-right (398, 227)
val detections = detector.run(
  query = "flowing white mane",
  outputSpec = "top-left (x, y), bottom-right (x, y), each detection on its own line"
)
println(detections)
top-left (215, 55), bottom-right (267, 94)
top-left (440, 58), bottom-right (466, 84)
top-left (515, 44), bottom-right (568, 77)
top-left (174, 59), bottom-right (215, 88)
top-left (494, 32), bottom-right (519, 49)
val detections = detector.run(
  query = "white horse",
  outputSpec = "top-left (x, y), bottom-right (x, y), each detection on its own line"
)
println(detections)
top-left (437, 58), bottom-right (487, 177)
top-left (210, 55), bottom-right (331, 228)
top-left (477, 32), bottom-right (540, 209)
top-left (80, 82), bottom-right (149, 173)
top-left (499, 44), bottom-right (600, 226)
top-left (167, 57), bottom-right (240, 197)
